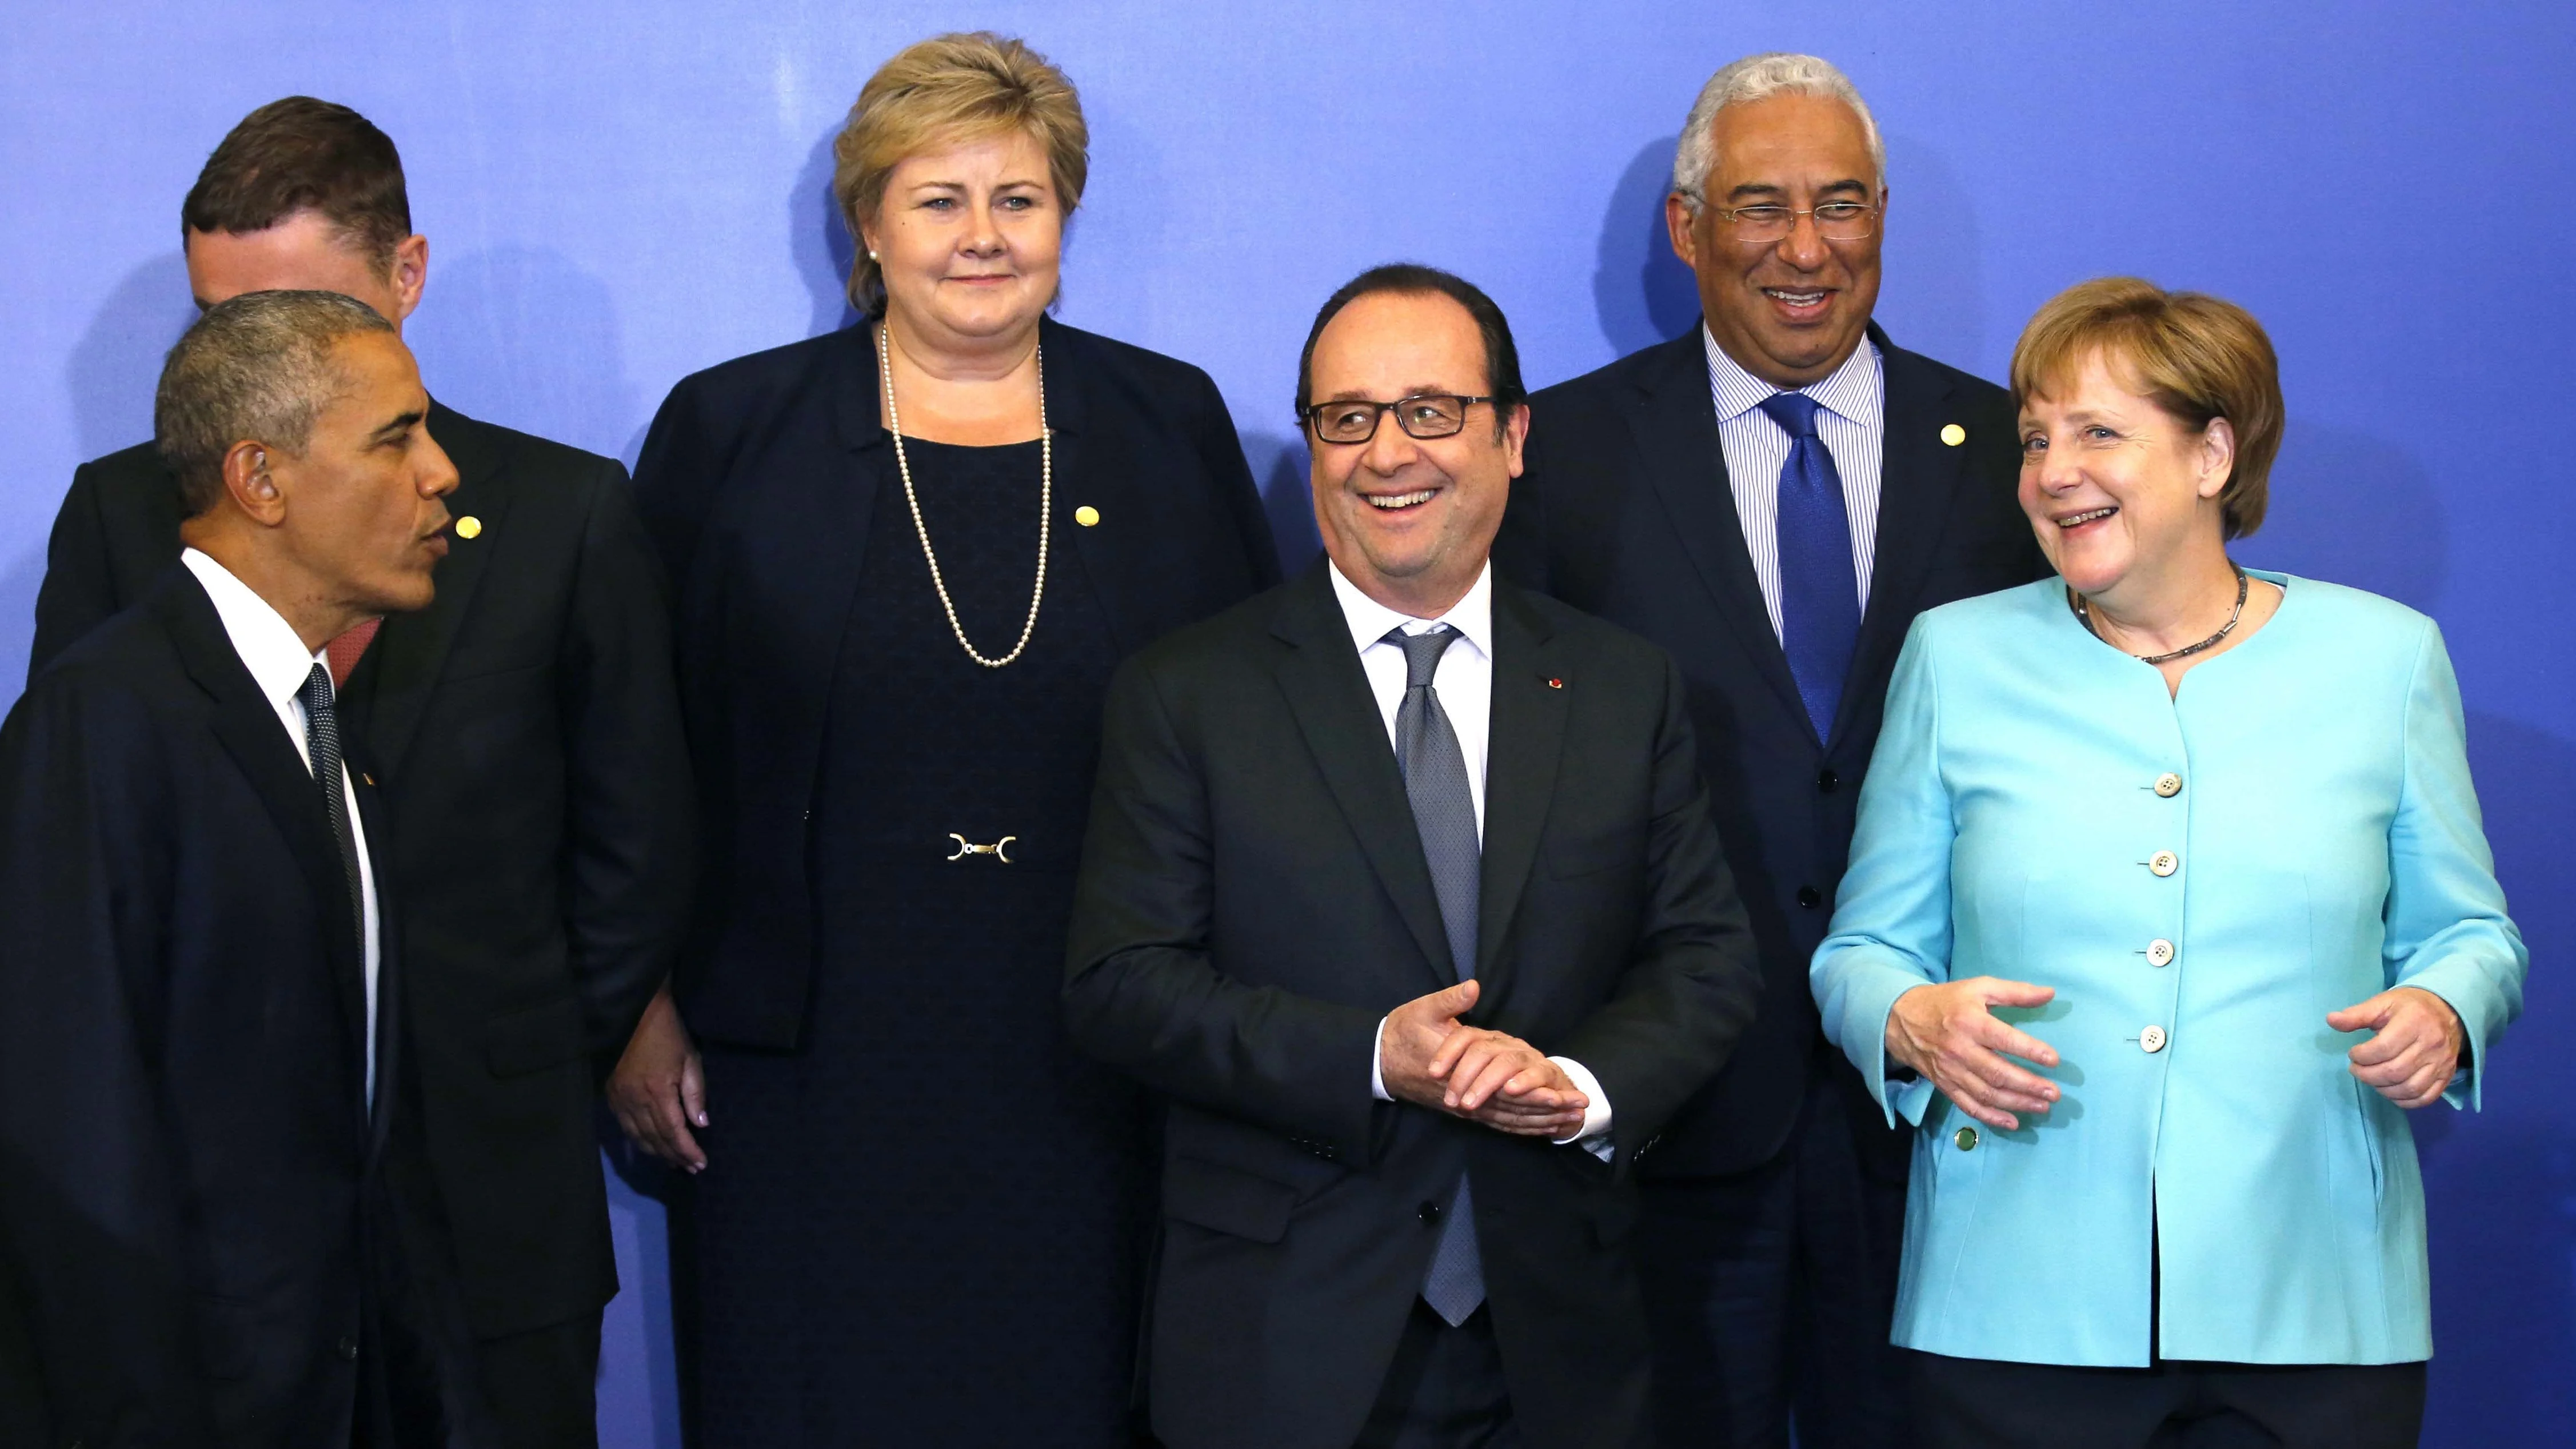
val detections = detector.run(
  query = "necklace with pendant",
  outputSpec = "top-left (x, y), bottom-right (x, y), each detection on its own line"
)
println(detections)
top-left (2072, 564), bottom-right (2249, 665)
top-left (877, 320), bottom-right (1051, 669)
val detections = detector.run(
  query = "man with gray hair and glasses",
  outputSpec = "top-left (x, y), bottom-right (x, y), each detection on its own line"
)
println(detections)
top-left (0, 291), bottom-right (491, 1447)
top-left (1499, 52), bottom-right (2046, 1446)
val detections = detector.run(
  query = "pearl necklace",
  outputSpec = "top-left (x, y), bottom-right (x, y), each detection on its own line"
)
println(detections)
top-left (877, 321), bottom-right (1051, 669)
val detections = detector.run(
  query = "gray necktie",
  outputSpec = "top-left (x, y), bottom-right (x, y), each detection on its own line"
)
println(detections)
top-left (1386, 625), bottom-right (1485, 1327)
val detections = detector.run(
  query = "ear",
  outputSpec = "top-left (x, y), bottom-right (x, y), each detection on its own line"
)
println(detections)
top-left (1501, 401), bottom-right (1532, 480)
top-left (1664, 193), bottom-right (1702, 272)
top-left (2196, 417), bottom-right (2238, 501)
top-left (219, 440), bottom-right (289, 526)
top-left (386, 234), bottom-right (429, 324)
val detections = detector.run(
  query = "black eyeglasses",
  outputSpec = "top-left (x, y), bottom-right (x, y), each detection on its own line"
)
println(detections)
top-left (1300, 394), bottom-right (1494, 445)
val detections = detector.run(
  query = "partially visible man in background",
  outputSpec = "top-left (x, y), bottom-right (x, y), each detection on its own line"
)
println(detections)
top-left (1500, 52), bottom-right (2046, 1448)
top-left (27, 98), bottom-right (694, 1449)
top-left (0, 290), bottom-right (485, 1447)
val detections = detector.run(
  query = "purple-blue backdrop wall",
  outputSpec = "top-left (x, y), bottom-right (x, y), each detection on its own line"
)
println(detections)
top-left (5, 3), bottom-right (2568, 1443)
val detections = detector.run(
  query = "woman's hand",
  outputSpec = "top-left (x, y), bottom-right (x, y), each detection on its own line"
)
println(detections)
top-left (2327, 986), bottom-right (2466, 1109)
top-left (609, 983), bottom-right (709, 1172)
top-left (1885, 978), bottom-right (2062, 1131)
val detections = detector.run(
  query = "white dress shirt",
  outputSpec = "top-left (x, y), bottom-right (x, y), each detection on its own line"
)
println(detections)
top-left (1327, 561), bottom-right (1613, 1152)
top-left (182, 548), bottom-right (381, 1104)
top-left (1702, 324), bottom-right (1887, 638)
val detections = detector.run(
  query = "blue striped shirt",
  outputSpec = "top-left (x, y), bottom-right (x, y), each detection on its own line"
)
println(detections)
top-left (1701, 325), bottom-right (1885, 640)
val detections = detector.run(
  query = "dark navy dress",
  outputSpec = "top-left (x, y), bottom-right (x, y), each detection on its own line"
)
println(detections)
top-left (692, 438), bottom-right (1147, 1447)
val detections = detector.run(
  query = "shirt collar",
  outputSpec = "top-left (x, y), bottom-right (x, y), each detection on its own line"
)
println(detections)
top-left (181, 548), bottom-right (332, 712)
top-left (1700, 321), bottom-right (1884, 428)
top-left (1327, 557), bottom-right (1495, 662)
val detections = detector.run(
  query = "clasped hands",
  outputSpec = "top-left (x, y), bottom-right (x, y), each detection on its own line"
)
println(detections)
top-left (1886, 977), bottom-right (2468, 1132)
top-left (1379, 979), bottom-right (1589, 1140)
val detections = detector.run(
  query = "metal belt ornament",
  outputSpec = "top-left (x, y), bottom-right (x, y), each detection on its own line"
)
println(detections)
top-left (947, 833), bottom-right (1016, 864)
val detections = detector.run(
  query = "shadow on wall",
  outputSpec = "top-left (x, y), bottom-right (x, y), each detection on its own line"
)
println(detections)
top-left (1593, 136), bottom-right (1700, 357)
top-left (1244, 430), bottom-right (1320, 577)
top-left (2420, 712), bottom-right (2576, 1445)
top-left (1874, 134), bottom-right (1988, 372)
top-left (406, 246), bottom-right (641, 466)
top-left (69, 250), bottom-right (195, 458)
top-left (2235, 424), bottom-right (2446, 612)
top-left (793, 127), bottom-right (860, 341)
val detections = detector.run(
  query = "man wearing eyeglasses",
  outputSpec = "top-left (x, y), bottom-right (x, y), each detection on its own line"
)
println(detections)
top-left (1067, 264), bottom-right (1761, 1449)
top-left (1497, 53), bottom-right (2047, 1449)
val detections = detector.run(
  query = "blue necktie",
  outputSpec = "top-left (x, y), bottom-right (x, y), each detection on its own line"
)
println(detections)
top-left (1386, 625), bottom-right (1484, 1328)
top-left (1759, 391), bottom-right (1861, 740)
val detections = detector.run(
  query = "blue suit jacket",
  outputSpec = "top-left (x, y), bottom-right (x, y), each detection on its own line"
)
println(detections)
top-left (1811, 572), bottom-right (2525, 1367)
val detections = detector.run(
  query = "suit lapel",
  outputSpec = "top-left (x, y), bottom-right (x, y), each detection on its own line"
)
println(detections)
top-left (1624, 332), bottom-right (1812, 731)
top-left (158, 574), bottom-right (373, 1118)
top-left (1268, 568), bottom-right (1455, 987)
top-left (1838, 330), bottom-right (1970, 752)
top-left (1473, 584), bottom-right (1566, 984)
top-left (1038, 320), bottom-right (1161, 657)
top-left (350, 400), bottom-right (514, 773)
top-left (350, 748), bottom-right (400, 1164)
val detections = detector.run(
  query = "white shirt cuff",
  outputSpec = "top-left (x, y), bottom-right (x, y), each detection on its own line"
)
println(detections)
top-left (1549, 1056), bottom-right (1614, 1159)
top-left (1372, 1015), bottom-right (1393, 1101)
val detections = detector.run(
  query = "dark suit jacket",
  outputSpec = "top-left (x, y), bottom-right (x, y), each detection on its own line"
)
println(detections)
top-left (0, 569), bottom-right (489, 1448)
top-left (1496, 322), bottom-right (2046, 1179)
top-left (1063, 564), bottom-right (1762, 1449)
top-left (632, 314), bottom-right (1279, 1049)
top-left (26, 402), bottom-right (694, 1338)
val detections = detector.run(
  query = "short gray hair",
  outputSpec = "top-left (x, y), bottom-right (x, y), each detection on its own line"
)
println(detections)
top-left (154, 289), bottom-right (394, 517)
top-left (1671, 53), bottom-right (1886, 209)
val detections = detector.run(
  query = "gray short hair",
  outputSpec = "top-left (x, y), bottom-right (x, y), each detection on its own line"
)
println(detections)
top-left (154, 289), bottom-right (394, 517)
top-left (1671, 53), bottom-right (1886, 209)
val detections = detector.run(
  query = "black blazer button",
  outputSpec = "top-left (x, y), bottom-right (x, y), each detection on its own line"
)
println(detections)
top-left (1796, 885), bottom-right (1823, 909)
top-left (1417, 1200), bottom-right (1443, 1225)
top-left (337, 1334), bottom-right (360, 1361)
top-left (1817, 768), bottom-right (1840, 793)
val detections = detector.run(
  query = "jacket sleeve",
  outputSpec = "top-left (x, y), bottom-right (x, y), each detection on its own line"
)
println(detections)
top-left (557, 458), bottom-right (700, 1073)
top-left (1063, 654), bottom-right (1383, 1162)
top-left (0, 677), bottom-right (218, 1443)
top-left (1551, 652), bottom-right (1763, 1169)
top-left (1189, 368), bottom-right (1283, 590)
top-left (1810, 620), bottom-right (1953, 1128)
top-left (2379, 619), bottom-right (2526, 1109)
top-left (27, 464), bottom-right (123, 684)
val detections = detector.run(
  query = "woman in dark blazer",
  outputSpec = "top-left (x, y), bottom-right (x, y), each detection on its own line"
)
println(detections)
top-left (608, 33), bottom-right (1278, 1447)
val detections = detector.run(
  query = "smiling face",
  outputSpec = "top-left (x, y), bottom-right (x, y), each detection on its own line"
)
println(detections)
top-left (1670, 92), bottom-right (1883, 388)
top-left (1304, 290), bottom-right (1526, 617)
top-left (860, 129), bottom-right (1063, 347)
top-left (2018, 349), bottom-right (2236, 606)
top-left (267, 331), bottom-right (460, 618)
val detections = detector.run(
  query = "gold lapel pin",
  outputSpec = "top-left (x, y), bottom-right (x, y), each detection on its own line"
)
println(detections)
top-left (455, 516), bottom-right (484, 540)
top-left (1939, 424), bottom-right (1966, 447)
top-left (361, 772), bottom-right (376, 787)
top-left (1073, 505), bottom-right (1100, 527)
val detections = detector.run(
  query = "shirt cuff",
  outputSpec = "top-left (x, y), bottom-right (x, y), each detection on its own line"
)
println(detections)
top-left (1548, 1056), bottom-right (1614, 1160)
top-left (1372, 1016), bottom-right (1392, 1102)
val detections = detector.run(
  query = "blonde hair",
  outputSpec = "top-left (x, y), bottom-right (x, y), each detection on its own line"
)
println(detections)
top-left (832, 32), bottom-right (1089, 317)
top-left (2011, 277), bottom-right (2285, 540)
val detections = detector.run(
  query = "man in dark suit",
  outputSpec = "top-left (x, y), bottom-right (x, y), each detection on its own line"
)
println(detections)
top-left (1496, 54), bottom-right (2048, 1448)
top-left (25, 98), bottom-right (692, 1448)
top-left (0, 290), bottom-right (487, 1447)
top-left (1065, 264), bottom-right (1762, 1449)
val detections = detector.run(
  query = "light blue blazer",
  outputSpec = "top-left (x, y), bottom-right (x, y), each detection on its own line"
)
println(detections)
top-left (1811, 572), bottom-right (2525, 1367)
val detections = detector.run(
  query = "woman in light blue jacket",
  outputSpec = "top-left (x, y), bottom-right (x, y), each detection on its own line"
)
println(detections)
top-left (1810, 277), bottom-right (2524, 1448)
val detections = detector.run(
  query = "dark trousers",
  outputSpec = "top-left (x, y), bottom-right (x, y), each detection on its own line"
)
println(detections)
top-left (1636, 1055), bottom-right (1908, 1448)
top-left (1355, 1302), bottom-right (1522, 1449)
top-left (1906, 1351), bottom-right (2427, 1448)
top-left (478, 1313), bottom-right (603, 1449)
